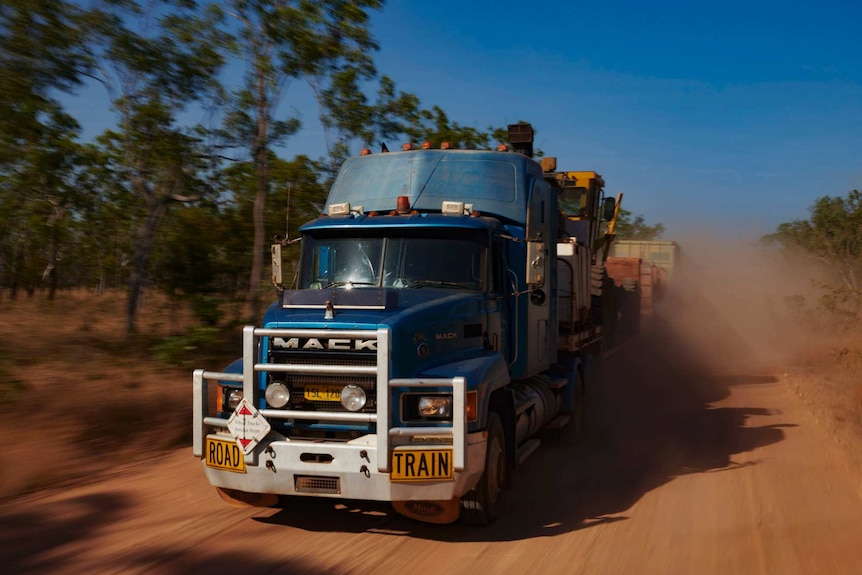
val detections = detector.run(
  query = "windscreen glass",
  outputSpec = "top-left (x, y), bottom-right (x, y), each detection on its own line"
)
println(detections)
top-left (300, 231), bottom-right (486, 291)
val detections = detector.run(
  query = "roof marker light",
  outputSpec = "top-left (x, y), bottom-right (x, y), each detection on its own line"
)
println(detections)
top-left (328, 202), bottom-right (351, 216)
top-left (396, 196), bottom-right (410, 214)
top-left (497, 144), bottom-right (509, 152)
top-left (360, 148), bottom-right (371, 156)
top-left (446, 202), bottom-right (473, 215)
top-left (421, 141), bottom-right (432, 149)
top-left (402, 143), bottom-right (414, 151)
top-left (441, 201), bottom-right (465, 215)
top-left (440, 142), bottom-right (452, 150)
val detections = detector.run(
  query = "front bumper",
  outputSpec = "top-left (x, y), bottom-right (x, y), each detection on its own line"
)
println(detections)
top-left (194, 326), bottom-right (478, 502)
top-left (201, 431), bottom-right (487, 501)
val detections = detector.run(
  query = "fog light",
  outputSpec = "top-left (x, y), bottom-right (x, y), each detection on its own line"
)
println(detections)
top-left (418, 396), bottom-right (451, 418)
top-left (265, 382), bottom-right (290, 408)
top-left (341, 385), bottom-right (367, 412)
top-left (227, 389), bottom-right (243, 410)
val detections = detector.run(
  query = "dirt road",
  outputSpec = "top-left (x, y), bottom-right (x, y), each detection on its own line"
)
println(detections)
top-left (3, 322), bottom-right (862, 575)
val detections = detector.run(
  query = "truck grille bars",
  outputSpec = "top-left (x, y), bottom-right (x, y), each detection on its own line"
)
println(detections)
top-left (193, 326), bottom-right (466, 474)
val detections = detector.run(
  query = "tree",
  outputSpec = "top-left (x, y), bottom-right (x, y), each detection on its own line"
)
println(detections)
top-left (82, 0), bottom-right (226, 333)
top-left (221, 0), bottom-right (383, 318)
top-left (614, 208), bottom-right (665, 240)
top-left (0, 0), bottom-right (85, 167)
top-left (217, 153), bottom-right (328, 286)
top-left (763, 190), bottom-right (862, 296)
top-left (0, 0), bottom-right (89, 298)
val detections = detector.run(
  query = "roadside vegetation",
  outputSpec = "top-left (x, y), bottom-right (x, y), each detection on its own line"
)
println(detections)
top-left (2, 1), bottom-right (859, 499)
top-left (0, 0), bottom-right (534, 332)
top-left (761, 189), bottom-right (862, 461)
top-left (0, 289), bottom-right (238, 499)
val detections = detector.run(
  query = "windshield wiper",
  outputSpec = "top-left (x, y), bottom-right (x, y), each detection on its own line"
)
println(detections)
top-left (323, 280), bottom-right (376, 289)
top-left (407, 279), bottom-right (468, 289)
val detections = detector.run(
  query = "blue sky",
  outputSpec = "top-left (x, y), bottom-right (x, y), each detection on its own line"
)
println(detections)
top-left (63, 0), bottom-right (862, 240)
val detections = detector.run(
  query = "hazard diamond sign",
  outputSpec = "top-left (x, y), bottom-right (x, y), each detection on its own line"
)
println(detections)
top-left (227, 399), bottom-right (272, 455)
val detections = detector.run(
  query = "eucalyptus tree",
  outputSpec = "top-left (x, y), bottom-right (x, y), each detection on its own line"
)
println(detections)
top-left (219, 0), bottom-right (383, 316)
top-left (315, 72), bottom-right (504, 188)
top-left (364, 79), bottom-right (495, 150)
top-left (82, 0), bottom-right (227, 332)
top-left (71, 141), bottom-right (138, 294)
top-left (0, 0), bottom-right (89, 298)
top-left (0, 0), bottom-right (85, 166)
top-left (614, 209), bottom-right (665, 241)
top-left (763, 190), bottom-right (862, 296)
top-left (216, 153), bottom-right (327, 290)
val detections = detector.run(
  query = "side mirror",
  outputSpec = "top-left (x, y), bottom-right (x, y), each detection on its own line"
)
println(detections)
top-left (602, 197), bottom-right (616, 221)
top-left (271, 243), bottom-right (283, 289)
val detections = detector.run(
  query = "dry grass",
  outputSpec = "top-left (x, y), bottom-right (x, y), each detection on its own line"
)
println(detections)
top-left (0, 289), bottom-right (242, 500)
top-left (787, 336), bottom-right (862, 444)
top-left (1, 281), bottom-right (860, 500)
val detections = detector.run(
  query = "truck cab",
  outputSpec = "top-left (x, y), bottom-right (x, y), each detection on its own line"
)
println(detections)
top-left (193, 130), bottom-right (618, 525)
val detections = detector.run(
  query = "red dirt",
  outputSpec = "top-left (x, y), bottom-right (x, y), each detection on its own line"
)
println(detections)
top-left (1, 255), bottom-right (861, 574)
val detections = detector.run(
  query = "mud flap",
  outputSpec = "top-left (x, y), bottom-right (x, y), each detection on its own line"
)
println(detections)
top-left (216, 487), bottom-right (279, 508)
top-left (391, 499), bottom-right (461, 524)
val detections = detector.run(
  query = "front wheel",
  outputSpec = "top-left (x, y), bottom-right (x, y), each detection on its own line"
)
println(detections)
top-left (460, 412), bottom-right (506, 525)
top-left (570, 371), bottom-right (586, 441)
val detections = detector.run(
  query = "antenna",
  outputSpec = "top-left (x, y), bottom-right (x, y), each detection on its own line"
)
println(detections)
top-left (285, 184), bottom-right (292, 238)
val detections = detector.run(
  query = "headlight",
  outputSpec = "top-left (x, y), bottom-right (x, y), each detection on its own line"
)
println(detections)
top-left (418, 396), bottom-right (451, 418)
top-left (341, 384), bottom-right (367, 412)
top-left (265, 382), bottom-right (291, 408)
top-left (227, 389), bottom-right (243, 410)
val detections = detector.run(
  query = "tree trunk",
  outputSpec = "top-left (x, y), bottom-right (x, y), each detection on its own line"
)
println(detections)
top-left (126, 197), bottom-right (170, 334)
top-left (249, 63), bottom-right (269, 322)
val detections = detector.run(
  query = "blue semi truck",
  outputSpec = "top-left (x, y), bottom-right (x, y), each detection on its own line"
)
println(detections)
top-left (193, 124), bottom-right (621, 524)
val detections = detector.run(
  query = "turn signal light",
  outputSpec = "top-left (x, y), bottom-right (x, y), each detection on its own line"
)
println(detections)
top-left (465, 391), bottom-right (478, 422)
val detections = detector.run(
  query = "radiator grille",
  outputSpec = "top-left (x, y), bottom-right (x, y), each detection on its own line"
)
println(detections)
top-left (270, 351), bottom-right (376, 367)
top-left (295, 475), bottom-right (340, 494)
top-left (268, 348), bottom-right (378, 414)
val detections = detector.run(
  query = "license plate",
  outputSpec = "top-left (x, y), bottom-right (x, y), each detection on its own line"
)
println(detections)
top-left (390, 449), bottom-right (453, 482)
top-left (304, 384), bottom-right (343, 401)
top-left (205, 437), bottom-right (246, 473)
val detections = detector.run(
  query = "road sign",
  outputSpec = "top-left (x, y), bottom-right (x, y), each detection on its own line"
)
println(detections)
top-left (226, 399), bottom-right (271, 455)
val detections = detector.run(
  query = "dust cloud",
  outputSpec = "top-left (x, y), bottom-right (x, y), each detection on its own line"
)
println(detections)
top-left (649, 231), bottom-right (829, 377)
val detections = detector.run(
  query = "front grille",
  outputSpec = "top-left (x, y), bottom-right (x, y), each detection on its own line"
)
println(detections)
top-left (295, 475), bottom-right (340, 494)
top-left (270, 351), bottom-right (376, 367)
top-left (268, 344), bottom-right (378, 414)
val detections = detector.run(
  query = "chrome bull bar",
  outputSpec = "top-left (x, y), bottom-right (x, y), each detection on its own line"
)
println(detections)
top-left (193, 326), bottom-right (466, 473)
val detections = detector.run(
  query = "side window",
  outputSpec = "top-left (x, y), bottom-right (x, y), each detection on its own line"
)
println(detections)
top-left (490, 239), bottom-right (505, 295)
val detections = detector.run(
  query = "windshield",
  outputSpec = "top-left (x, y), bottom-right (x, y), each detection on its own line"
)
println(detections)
top-left (299, 231), bottom-right (486, 291)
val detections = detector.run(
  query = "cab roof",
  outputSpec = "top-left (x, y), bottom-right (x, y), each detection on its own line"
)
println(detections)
top-left (324, 149), bottom-right (544, 226)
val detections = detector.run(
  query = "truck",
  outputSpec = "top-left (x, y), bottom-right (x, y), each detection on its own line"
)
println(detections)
top-left (192, 124), bottom-right (621, 525)
top-left (606, 240), bottom-right (681, 333)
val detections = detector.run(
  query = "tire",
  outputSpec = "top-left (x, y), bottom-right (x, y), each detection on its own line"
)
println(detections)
top-left (590, 265), bottom-right (605, 326)
top-left (460, 413), bottom-right (506, 525)
top-left (570, 371), bottom-right (586, 441)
